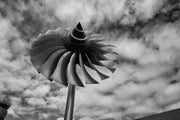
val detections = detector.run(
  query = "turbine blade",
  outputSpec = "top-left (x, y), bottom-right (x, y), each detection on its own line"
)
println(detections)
top-left (87, 53), bottom-right (116, 73)
top-left (89, 34), bottom-right (102, 38)
top-left (54, 28), bottom-right (63, 33)
top-left (107, 67), bottom-right (116, 73)
top-left (84, 53), bottom-right (109, 80)
top-left (86, 47), bottom-right (109, 61)
top-left (32, 34), bottom-right (64, 48)
top-left (79, 53), bottom-right (93, 69)
top-left (32, 39), bottom-right (63, 48)
top-left (79, 53), bottom-right (99, 84)
top-left (45, 29), bottom-right (54, 35)
top-left (30, 46), bottom-right (62, 69)
top-left (89, 42), bottom-right (106, 48)
top-left (30, 42), bottom-right (64, 57)
top-left (109, 51), bottom-right (119, 55)
top-left (67, 53), bottom-right (84, 87)
top-left (89, 39), bottom-right (105, 43)
top-left (39, 49), bottom-right (67, 79)
top-left (38, 34), bottom-right (62, 42)
top-left (50, 51), bottom-right (72, 86)
top-left (37, 33), bottom-right (43, 39)
top-left (92, 49), bottom-right (108, 60)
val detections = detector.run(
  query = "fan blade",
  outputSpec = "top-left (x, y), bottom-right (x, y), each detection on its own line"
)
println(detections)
top-left (39, 49), bottom-right (67, 78)
top-left (50, 51), bottom-right (72, 86)
top-left (45, 29), bottom-right (54, 35)
top-left (84, 53), bottom-right (109, 80)
top-left (86, 53), bottom-right (115, 73)
top-left (110, 51), bottom-right (119, 55)
top-left (54, 28), bottom-right (63, 33)
top-left (89, 40), bottom-right (115, 48)
top-left (86, 46), bottom-right (108, 61)
top-left (30, 46), bottom-right (62, 69)
top-left (79, 53), bottom-right (99, 84)
top-left (30, 42), bottom-right (64, 57)
top-left (67, 53), bottom-right (84, 87)
top-left (37, 33), bottom-right (43, 39)
top-left (32, 34), bottom-right (64, 48)
top-left (92, 49), bottom-right (108, 60)
top-left (89, 39), bottom-right (105, 43)
top-left (88, 41), bottom-right (106, 49)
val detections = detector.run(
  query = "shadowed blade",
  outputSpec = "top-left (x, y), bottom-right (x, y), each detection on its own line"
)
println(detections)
top-left (50, 52), bottom-right (72, 86)
top-left (67, 53), bottom-right (84, 87)
top-left (30, 46), bottom-right (62, 68)
top-left (39, 49), bottom-right (67, 78)
top-left (84, 53), bottom-right (109, 80)
top-left (79, 53), bottom-right (99, 84)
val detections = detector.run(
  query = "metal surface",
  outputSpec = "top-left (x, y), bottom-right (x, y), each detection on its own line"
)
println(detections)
top-left (29, 22), bottom-right (115, 87)
top-left (64, 85), bottom-right (76, 120)
top-left (29, 22), bottom-right (116, 120)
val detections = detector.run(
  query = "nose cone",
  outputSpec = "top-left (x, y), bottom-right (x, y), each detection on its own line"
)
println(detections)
top-left (0, 101), bottom-right (10, 120)
top-left (69, 22), bottom-right (86, 44)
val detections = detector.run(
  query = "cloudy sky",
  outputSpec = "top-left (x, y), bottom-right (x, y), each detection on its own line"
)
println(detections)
top-left (0, 0), bottom-right (180, 120)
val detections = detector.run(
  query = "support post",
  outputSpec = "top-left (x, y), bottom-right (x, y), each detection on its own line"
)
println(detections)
top-left (64, 84), bottom-right (76, 120)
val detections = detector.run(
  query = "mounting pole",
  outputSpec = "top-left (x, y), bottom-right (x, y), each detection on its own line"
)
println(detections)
top-left (64, 84), bottom-right (76, 120)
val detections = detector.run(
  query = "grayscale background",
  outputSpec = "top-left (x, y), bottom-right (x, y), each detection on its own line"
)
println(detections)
top-left (0, 0), bottom-right (180, 120)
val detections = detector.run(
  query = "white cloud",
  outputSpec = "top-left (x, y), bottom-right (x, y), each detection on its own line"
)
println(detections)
top-left (26, 97), bottom-right (46, 106)
top-left (57, 118), bottom-right (64, 120)
top-left (132, 63), bottom-right (173, 82)
top-left (134, 0), bottom-right (166, 20)
top-left (1, 0), bottom-right (180, 120)
top-left (43, 0), bottom-right (167, 27)
top-left (155, 83), bottom-right (180, 107)
top-left (114, 39), bottom-right (146, 59)
top-left (39, 113), bottom-right (49, 119)
top-left (79, 117), bottom-right (93, 120)
top-left (23, 84), bottom-right (50, 97)
top-left (0, 17), bottom-right (16, 60)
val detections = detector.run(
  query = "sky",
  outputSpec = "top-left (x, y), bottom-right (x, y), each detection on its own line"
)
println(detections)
top-left (0, 0), bottom-right (180, 120)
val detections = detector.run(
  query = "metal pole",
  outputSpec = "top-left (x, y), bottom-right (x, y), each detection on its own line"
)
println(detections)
top-left (64, 84), bottom-right (76, 120)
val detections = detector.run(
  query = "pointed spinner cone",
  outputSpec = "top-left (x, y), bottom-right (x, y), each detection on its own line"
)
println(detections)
top-left (29, 22), bottom-right (116, 87)
top-left (29, 22), bottom-right (117, 120)
top-left (69, 22), bottom-right (86, 44)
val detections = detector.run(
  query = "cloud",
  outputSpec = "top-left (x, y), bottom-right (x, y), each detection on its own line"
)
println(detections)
top-left (155, 83), bottom-right (180, 107)
top-left (79, 117), bottom-right (93, 120)
top-left (133, 0), bottom-right (166, 20)
top-left (114, 38), bottom-right (146, 59)
top-left (0, 17), bottom-right (16, 61)
top-left (43, 0), bottom-right (168, 28)
top-left (56, 118), bottom-right (64, 120)
top-left (1, 0), bottom-right (180, 120)
top-left (23, 84), bottom-right (50, 97)
top-left (26, 97), bottom-right (47, 107)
